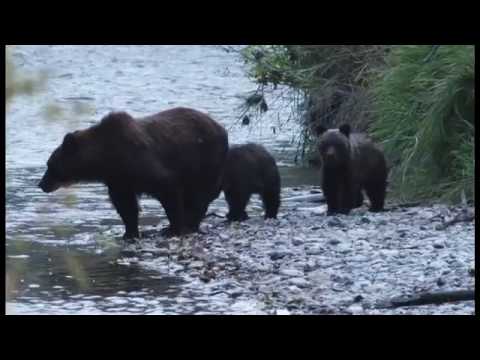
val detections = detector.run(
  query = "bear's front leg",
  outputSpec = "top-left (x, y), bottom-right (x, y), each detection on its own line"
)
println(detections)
top-left (322, 179), bottom-right (340, 216)
top-left (224, 189), bottom-right (250, 222)
top-left (352, 185), bottom-right (364, 209)
top-left (336, 175), bottom-right (353, 215)
top-left (108, 186), bottom-right (140, 240)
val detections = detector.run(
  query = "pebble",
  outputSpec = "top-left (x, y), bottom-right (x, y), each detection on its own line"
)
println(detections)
top-left (219, 233), bottom-right (229, 241)
top-left (190, 261), bottom-right (204, 269)
top-left (292, 237), bottom-right (304, 246)
top-left (347, 304), bottom-right (364, 315)
top-left (289, 278), bottom-right (310, 288)
top-left (329, 239), bottom-right (341, 245)
top-left (327, 218), bottom-right (344, 228)
top-left (336, 244), bottom-right (352, 254)
top-left (353, 295), bottom-right (364, 303)
top-left (433, 239), bottom-right (445, 249)
top-left (269, 250), bottom-right (291, 261)
top-left (360, 217), bottom-right (371, 224)
top-left (280, 269), bottom-right (304, 278)
top-left (306, 246), bottom-right (323, 255)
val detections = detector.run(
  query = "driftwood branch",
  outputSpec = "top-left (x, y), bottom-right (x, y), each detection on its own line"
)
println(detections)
top-left (205, 212), bottom-right (225, 219)
top-left (283, 194), bottom-right (325, 203)
top-left (435, 210), bottom-right (475, 230)
top-left (388, 201), bottom-right (423, 210)
top-left (377, 290), bottom-right (475, 309)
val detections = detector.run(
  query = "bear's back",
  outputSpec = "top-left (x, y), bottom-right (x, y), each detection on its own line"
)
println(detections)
top-left (139, 107), bottom-right (227, 145)
top-left (350, 133), bottom-right (387, 183)
top-left (227, 143), bottom-right (276, 170)
top-left (225, 143), bottom-right (278, 190)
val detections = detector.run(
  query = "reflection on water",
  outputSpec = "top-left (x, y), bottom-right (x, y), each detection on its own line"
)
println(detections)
top-left (6, 241), bottom-right (183, 314)
top-left (6, 45), bottom-right (319, 314)
top-left (280, 166), bottom-right (320, 188)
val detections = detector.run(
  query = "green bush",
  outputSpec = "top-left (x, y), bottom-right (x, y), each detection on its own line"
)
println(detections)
top-left (371, 45), bottom-right (474, 203)
top-left (237, 45), bottom-right (388, 163)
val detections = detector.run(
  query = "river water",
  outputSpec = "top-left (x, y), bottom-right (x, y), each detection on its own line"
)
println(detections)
top-left (6, 45), bottom-right (320, 314)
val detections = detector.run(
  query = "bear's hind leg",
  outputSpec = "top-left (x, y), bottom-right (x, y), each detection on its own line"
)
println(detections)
top-left (262, 187), bottom-right (280, 219)
top-left (183, 193), bottom-right (209, 234)
top-left (365, 181), bottom-right (386, 212)
top-left (353, 187), bottom-right (364, 208)
top-left (108, 186), bottom-right (140, 240)
top-left (324, 182), bottom-right (349, 215)
top-left (154, 189), bottom-right (187, 237)
top-left (323, 188), bottom-right (339, 216)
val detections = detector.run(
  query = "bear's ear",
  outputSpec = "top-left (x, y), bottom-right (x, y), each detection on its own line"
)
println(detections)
top-left (315, 125), bottom-right (327, 136)
top-left (63, 133), bottom-right (78, 153)
top-left (339, 124), bottom-right (351, 138)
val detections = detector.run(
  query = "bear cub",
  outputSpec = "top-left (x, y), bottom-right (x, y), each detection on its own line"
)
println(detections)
top-left (316, 124), bottom-right (387, 215)
top-left (223, 143), bottom-right (281, 221)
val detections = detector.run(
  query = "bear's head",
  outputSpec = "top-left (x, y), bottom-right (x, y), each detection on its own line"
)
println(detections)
top-left (315, 123), bottom-right (351, 168)
top-left (39, 132), bottom-right (86, 193)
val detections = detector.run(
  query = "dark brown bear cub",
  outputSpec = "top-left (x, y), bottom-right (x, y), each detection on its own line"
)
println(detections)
top-left (316, 124), bottom-right (387, 215)
top-left (223, 143), bottom-right (280, 221)
top-left (39, 107), bottom-right (228, 240)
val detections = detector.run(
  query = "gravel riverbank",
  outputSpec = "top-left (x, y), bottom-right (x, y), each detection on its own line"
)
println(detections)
top-left (117, 186), bottom-right (475, 315)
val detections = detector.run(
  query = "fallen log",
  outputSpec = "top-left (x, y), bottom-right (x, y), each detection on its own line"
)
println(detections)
top-left (205, 212), bottom-right (226, 219)
top-left (435, 209), bottom-right (475, 230)
top-left (388, 201), bottom-right (423, 209)
top-left (377, 289), bottom-right (475, 309)
top-left (282, 194), bottom-right (325, 203)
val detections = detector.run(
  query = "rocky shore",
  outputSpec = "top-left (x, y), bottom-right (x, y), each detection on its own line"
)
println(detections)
top-left (118, 186), bottom-right (475, 315)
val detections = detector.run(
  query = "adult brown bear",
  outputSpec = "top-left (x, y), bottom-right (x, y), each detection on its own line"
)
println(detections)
top-left (39, 107), bottom-right (229, 240)
top-left (316, 124), bottom-right (387, 215)
top-left (222, 143), bottom-right (280, 221)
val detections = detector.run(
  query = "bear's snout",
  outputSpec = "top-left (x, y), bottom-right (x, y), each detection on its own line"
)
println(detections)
top-left (38, 175), bottom-right (60, 193)
top-left (38, 178), bottom-right (52, 193)
top-left (324, 147), bottom-right (337, 162)
top-left (326, 146), bottom-right (336, 157)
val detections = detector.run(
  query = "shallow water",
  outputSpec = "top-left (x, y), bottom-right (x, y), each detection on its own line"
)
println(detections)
top-left (6, 45), bottom-right (319, 314)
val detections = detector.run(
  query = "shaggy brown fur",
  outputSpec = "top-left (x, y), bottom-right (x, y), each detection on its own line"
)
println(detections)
top-left (316, 124), bottom-right (387, 215)
top-left (39, 107), bottom-right (229, 240)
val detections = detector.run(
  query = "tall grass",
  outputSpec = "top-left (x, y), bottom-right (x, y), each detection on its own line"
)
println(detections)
top-left (372, 45), bottom-right (475, 203)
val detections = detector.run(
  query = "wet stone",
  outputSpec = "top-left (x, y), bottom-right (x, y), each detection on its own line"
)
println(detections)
top-left (336, 244), bottom-right (352, 254)
top-left (269, 250), bottom-right (291, 261)
top-left (292, 237), bottom-right (304, 246)
top-left (280, 269), bottom-right (304, 278)
top-left (306, 246), bottom-right (324, 255)
top-left (329, 239), bottom-right (341, 246)
top-left (353, 295), bottom-right (364, 303)
top-left (347, 304), bottom-right (364, 315)
top-left (327, 218), bottom-right (344, 228)
top-left (288, 278), bottom-right (310, 288)
top-left (433, 240), bottom-right (445, 249)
